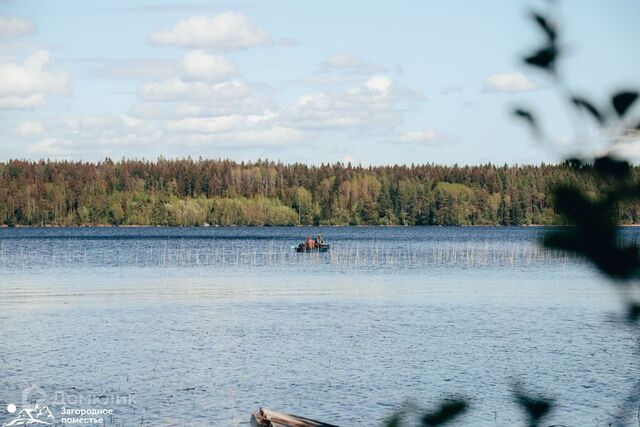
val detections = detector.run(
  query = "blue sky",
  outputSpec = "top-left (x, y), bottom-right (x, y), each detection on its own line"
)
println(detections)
top-left (0, 0), bottom-right (639, 165)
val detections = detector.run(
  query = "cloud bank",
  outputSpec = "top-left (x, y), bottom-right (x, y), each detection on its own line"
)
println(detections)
top-left (0, 50), bottom-right (69, 109)
top-left (483, 72), bottom-right (538, 93)
top-left (0, 17), bottom-right (35, 38)
top-left (147, 12), bottom-right (272, 50)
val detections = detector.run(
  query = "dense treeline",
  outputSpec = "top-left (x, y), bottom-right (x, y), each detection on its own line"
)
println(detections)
top-left (1, 158), bottom-right (639, 226)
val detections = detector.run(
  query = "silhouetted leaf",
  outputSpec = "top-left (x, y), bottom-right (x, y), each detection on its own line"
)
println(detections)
top-left (571, 97), bottom-right (605, 125)
top-left (545, 169), bottom-right (640, 280)
top-left (385, 413), bottom-right (402, 427)
top-left (627, 302), bottom-right (640, 322)
top-left (541, 182), bottom-right (640, 280)
top-left (550, 186), bottom-right (594, 222)
top-left (514, 109), bottom-right (535, 122)
top-left (513, 108), bottom-right (540, 136)
top-left (421, 399), bottom-right (468, 426)
top-left (599, 246), bottom-right (640, 280)
top-left (593, 156), bottom-right (630, 178)
top-left (531, 12), bottom-right (557, 42)
top-left (513, 386), bottom-right (553, 427)
top-left (612, 91), bottom-right (639, 117)
top-left (524, 45), bottom-right (558, 71)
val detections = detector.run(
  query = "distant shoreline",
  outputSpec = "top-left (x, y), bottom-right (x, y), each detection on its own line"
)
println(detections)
top-left (3, 224), bottom-right (640, 228)
top-left (6, 159), bottom-right (639, 228)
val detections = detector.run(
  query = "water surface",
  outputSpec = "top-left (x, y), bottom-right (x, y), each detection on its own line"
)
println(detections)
top-left (0, 227), bottom-right (637, 426)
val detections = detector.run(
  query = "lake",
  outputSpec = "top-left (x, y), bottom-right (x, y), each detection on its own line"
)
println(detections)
top-left (0, 227), bottom-right (637, 426)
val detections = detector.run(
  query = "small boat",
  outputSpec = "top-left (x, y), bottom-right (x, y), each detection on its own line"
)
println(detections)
top-left (294, 235), bottom-right (329, 253)
top-left (250, 408), bottom-right (338, 427)
top-left (295, 243), bottom-right (330, 253)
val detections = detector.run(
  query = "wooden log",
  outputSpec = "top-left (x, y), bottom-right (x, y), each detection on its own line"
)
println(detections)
top-left (250, 408), bottom-right (338, 427)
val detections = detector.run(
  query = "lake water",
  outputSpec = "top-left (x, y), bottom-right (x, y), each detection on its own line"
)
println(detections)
top-left (0, 227), bottom-right (637, 426)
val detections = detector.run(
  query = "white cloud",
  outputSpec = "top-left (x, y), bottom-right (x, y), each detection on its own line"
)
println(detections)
top-left (0, 17), bottom-right (35, 38)
top-left (28, 138), bottom-right (71, 157)
top-left (2, 11), bottom-right (434, 157)
top-left (89, 53), bottom-right (237, 82)
top-left (89, 58), bottom-right (180, 80)
top-left (27, 115), bottom-right (162, 158)
top-left (182, 50), bottom-right (237, 81)
top-left (14, 120), bottom-right (44, 136)
top-left (90, 52), bottom-right (237, 82)
top-left (483, 73), bottom-right (538, 93)
top-left (137, 70), bottom-right (300, 146)
top-left (399, 130), bottom-right (437, 143)
top-left (131, 92), bottom-right (273, 119)
top-left (216, 126), bottom-right (303, 145)
top-left (0, 50), bottom-right (69, 109)
top-left (166, 115), bottom-right (252, 133)
top-left (285, 76), bottom-right (424, 130)
top-left (128, 102), bottom-right (174, 120)
top-left (147, 12), bottom-right (271, 50)
top-left (324, 53), bottom-right (362, 69)
top-left (365, 76), bottom-right (391, 93)
top-left (80, 51), bottom-right (425, 154)
top-left (163, 110), bottom-right (304, 147)
top-left (23, 112), bottom-right (303, 157)
top-left (132, 51), bottom-right (274, 125)
top-left (320, 53), bottom-right (386, 75)
top-left (173, 95), bottom-right (273, 117)
top-left (603, 132), bottom-right (640, 162)
top-left (167, 126), bottom-right (304, 146)
top-left (139, 78), bottom-right (252, 102)
top-left (392, 129), bottom-right (456, 146)
top-left (286, 73), bottom-right (361, 88)
top-left (0, 94), bottom-right (44, 109)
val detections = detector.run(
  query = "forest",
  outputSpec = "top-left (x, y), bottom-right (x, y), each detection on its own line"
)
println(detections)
top-left (1, 158), bottom-right (639, 226)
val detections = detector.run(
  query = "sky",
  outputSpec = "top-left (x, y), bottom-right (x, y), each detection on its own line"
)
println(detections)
top-left (0, 0), bottom-right (639, 165)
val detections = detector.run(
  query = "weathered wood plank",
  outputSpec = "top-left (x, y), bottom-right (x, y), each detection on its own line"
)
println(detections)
top-left (250, 408), bottom-right (338, 427)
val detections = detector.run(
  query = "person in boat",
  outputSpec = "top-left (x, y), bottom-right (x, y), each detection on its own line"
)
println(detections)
top-left (306, 235), bottom-right (315, 249)
top-left (315, 234), bottom-right (324, 247)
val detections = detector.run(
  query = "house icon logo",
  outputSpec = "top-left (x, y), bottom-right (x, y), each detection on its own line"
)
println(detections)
top-left (3, 385), bottom-right (54, 427)
top-left (3, 403), bottom-right (54, 427)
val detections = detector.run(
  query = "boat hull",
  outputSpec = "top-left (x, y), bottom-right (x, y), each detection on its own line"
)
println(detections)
top-left (251, 408), bottom-right (337, 427)
top-left (295, 245), bottom-right (329, 253)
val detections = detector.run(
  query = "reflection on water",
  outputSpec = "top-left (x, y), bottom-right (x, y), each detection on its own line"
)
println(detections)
top-left (0, 227), bottom-right (637, 426)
